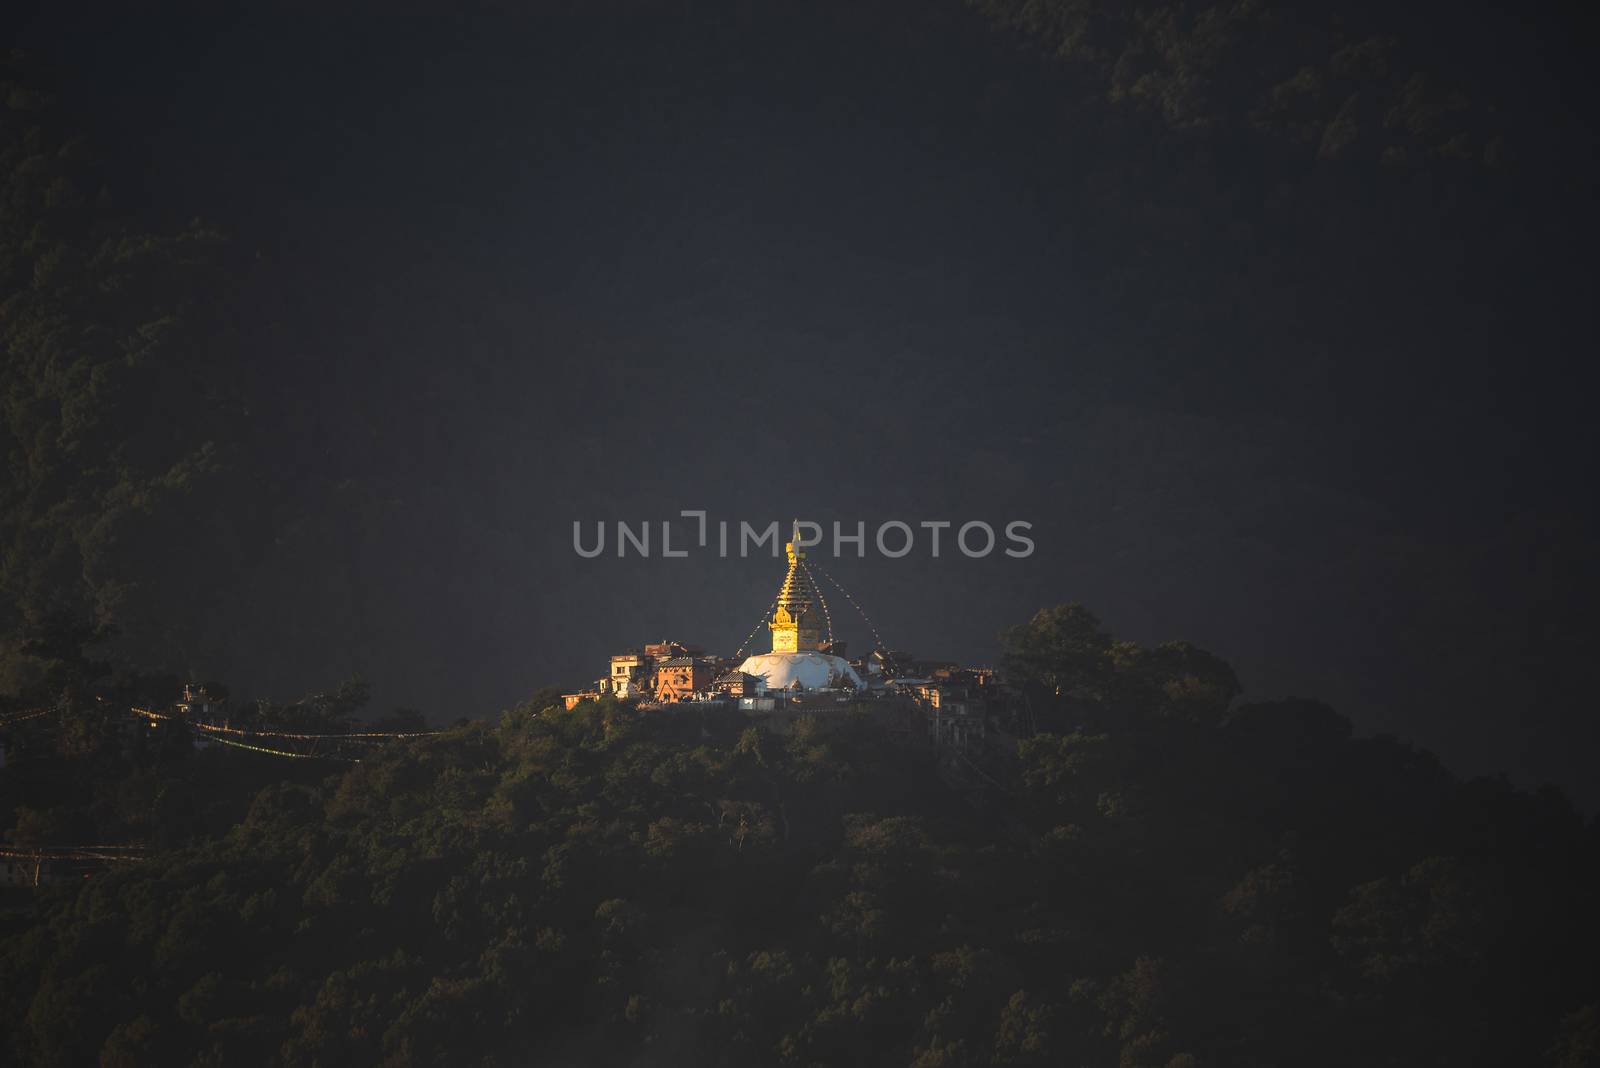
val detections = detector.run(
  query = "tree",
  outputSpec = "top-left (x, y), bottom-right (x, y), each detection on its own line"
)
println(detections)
top-left (0, 57), bottom-right (251, 689)
top-left (1001, 604), bottom-right (1114, 704)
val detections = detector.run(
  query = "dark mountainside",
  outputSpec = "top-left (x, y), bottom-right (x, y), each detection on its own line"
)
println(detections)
top-left (2, 607), bottom-right (1597, 1067)
top-left (1, 1), bottom-right (1598, 1065)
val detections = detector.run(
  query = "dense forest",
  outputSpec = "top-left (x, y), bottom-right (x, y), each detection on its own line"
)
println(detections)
top-left (2, 604), bottom-right (1598, 1066)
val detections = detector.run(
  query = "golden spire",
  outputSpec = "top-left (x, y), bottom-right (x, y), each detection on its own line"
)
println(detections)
top-left (769, 519), bottom-right (824, 653)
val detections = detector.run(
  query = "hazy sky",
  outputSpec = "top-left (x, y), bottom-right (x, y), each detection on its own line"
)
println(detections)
top-left (8, 3), bottom-right (1596, 805)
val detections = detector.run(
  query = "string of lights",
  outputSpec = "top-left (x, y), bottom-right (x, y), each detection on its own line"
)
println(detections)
top-left (801, 562), bottom-right (835, 647)
top-left (732, 593), bottom-right (780, 658)
top-left (200, 733), bottom-right (361, 762)
top-left (6, 704), bottom-right (404, 763)
top-left (130, 706), bottom-right (433, 741)
top-left (0, 846), bottom-right (146, 862)
top-left (805, 561), bottom-right (886, 651)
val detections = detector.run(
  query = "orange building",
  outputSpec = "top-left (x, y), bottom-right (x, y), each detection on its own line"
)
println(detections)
top-left (654, 657), bottom-right (716, 701)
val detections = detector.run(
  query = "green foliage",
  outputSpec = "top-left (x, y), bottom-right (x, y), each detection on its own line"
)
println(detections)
top-left (0, 56), bottom-right (259, 689)
top-left (230, 677), bottom-right (372, 734)
top-left (1001, 603), bottom-right (1114, 700)
top-left (972, 0), bottom-right (1501, 169)
top-left (0, 626), bottom-right (1594, 1066)
top-left (1002, 605), bottom-right (1239, 726)
top-left (1551, 1004), bottom-right (1600, 1068)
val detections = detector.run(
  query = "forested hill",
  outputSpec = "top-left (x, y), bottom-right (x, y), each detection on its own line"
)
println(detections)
top-left (2, 605), bottom-right (1596, 1067)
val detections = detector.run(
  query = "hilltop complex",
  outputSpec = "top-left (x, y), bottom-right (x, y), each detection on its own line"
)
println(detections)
top-left (561, 523), bottom-right (1017, 753)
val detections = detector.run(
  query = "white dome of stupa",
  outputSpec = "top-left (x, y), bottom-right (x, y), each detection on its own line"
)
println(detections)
top-left (736, 650), bottom-right (864, 693)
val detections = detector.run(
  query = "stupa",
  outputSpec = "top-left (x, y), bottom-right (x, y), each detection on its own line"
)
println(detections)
top-left (736, 520), bottom-right (865, 693)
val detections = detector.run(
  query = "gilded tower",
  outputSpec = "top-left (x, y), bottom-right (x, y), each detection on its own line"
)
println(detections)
top-left (769, 520), bottom-right (825, 653)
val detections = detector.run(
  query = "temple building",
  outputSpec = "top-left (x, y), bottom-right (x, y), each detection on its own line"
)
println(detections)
top-left (654, 656), bottom-right (717, 701)
top-left (736, 521), bottom-right (865, 693)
